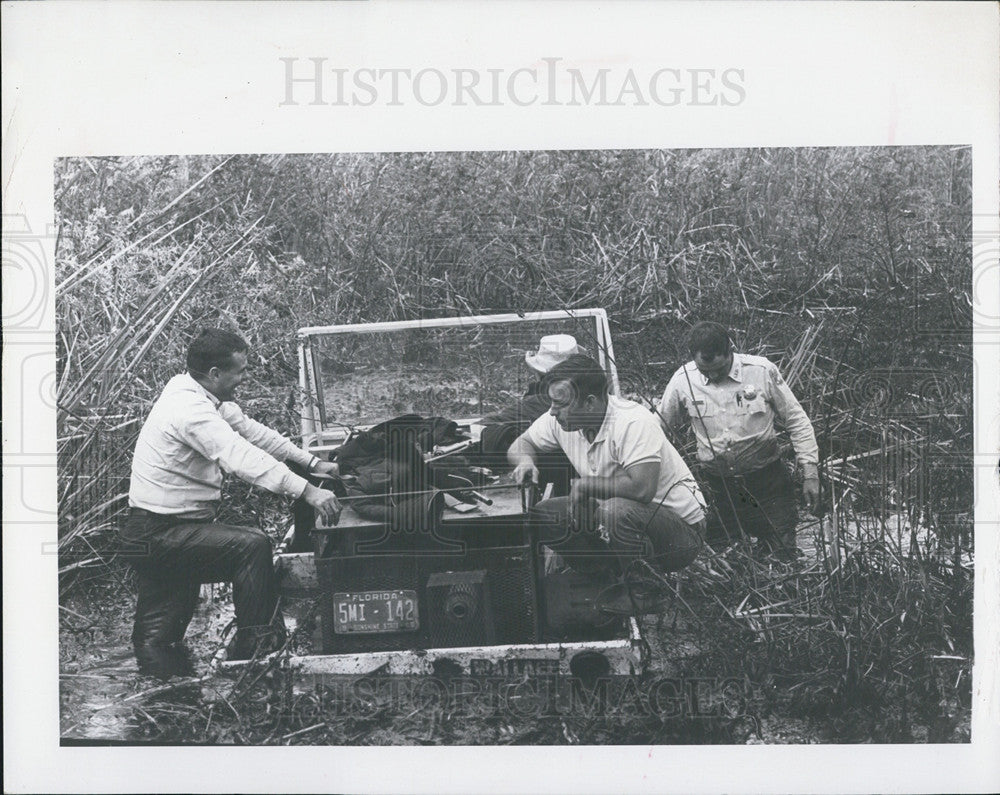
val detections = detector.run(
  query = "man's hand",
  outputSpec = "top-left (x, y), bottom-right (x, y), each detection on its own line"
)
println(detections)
top-left (311, 460), bottom-right (340, 479)
top-left (303, 483), bottom-right (342, 526)
top-left (802, 478), bottom-right (820, 515)
top-left (510, 459), bottom-right (539, 487)
top-left (507, 436), bottom-right (541, 488)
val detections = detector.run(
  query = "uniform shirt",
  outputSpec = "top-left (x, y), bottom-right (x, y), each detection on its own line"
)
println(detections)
top-left (522, 395), bottom-right (706, 525)
top-left (659, 353), bottom-right (819, 477)
top-left (129, 373), bottom-right (312, 517)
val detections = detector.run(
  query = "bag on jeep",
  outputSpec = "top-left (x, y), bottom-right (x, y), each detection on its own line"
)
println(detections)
top-left (332, 414), bottom-right (482, 530)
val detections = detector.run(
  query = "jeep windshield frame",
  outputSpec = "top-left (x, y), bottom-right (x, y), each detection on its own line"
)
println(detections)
top-left (297, 309), bottom-right (619, 455)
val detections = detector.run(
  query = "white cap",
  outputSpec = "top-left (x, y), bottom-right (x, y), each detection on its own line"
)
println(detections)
top-left (524, 334), bottom-right (582, 374)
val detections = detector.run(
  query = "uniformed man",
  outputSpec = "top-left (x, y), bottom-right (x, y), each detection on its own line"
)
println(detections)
top-left (658, 321), bottom-right (820, 554)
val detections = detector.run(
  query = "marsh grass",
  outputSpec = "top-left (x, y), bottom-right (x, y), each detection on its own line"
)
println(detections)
top-left (55, 149), bottom-right (973, 743)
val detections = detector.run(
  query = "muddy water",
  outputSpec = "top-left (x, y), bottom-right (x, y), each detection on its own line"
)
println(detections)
top-left (58, 515), bottom-right (889, 743)
top-left (60, 584), bottom-right (234, 741)
top-left (60, 647), bottom-right (142, 740)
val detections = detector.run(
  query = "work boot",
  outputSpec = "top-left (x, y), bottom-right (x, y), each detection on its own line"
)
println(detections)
top-left (756, 533), bottom-right (800, 561)
top-left (135, 643), bottom-right (195, 680)
top-left (596, 576), bottom-right (672, 617)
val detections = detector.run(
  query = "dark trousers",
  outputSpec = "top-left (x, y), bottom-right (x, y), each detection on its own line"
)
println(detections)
top-left (120, 509), bottom-right (278, 660)
top-left (529, 496), bottom-right (703, 574)
top-left (702, 458), bottom-right (798, 550)
top-left (535, 452), bottom-right (575, 497)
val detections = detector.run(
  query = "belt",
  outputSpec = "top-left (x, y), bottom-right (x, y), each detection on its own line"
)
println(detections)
top-left (129, 507), bottom-right (159, 517)
top-left (129, 507), bottom-right (213, 521)
top-left (706, 457), bottom-right (782, 480)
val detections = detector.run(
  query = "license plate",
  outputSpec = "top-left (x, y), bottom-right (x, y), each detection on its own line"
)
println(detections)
top-left (332, 590), bottom-right (419, 634)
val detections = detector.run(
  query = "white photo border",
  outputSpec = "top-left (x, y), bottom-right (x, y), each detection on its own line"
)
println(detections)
top-left (3, 2), bottom-right (998, 793)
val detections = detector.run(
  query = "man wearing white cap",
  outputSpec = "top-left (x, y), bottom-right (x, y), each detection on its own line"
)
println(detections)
top-left (479, 335), bottom-right (583, 494)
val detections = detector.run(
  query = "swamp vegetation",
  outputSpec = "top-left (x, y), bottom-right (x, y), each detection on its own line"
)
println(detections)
top-left (56, 148), bottom-right (973, 744)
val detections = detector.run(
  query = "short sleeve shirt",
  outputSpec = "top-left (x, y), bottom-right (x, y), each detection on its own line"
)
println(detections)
top-left (523, 396), bottom-right (705, 525)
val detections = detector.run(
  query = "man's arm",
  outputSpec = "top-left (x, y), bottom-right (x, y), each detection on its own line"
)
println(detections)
top-left (572, 461), bottom-right (660, 504)
top-left (767, 363), bottom-right (820, 512)
top-left (219, 402), bottom-right (314, 469)
top-left (507, 434), bottom-right (542, 485)
top-left (657, 371), bottom-right (688, 437)
top-left (567, 411), bottom-right (666, 524)
top-left (507, 411), bottom-right (564, 485)
top-left (180, 403), bottom-right (342, 523)
top-left (567, 460), bottom-right (660, 530)
top-left (221, 401), bottom-right (341, 479)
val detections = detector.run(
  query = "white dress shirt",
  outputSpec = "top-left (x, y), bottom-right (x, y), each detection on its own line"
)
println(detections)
top-left (129, 373), bottom-right (312, 517)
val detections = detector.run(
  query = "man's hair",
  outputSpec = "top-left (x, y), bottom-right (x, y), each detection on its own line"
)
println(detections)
top-left (187, 328), bottom-right (248, 375)
top-left (688, 321), bottom-right (733, 358)
top-left (545, 354), bottom-right (609, 402)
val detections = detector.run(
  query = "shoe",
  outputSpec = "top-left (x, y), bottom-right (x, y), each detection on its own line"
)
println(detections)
top-left (168, 644), bottom-right (196, 677)
top-left (767, 546), bottom-right (803, 563)
top-left (595, 580), bottom-right (670, 616)
top-left (754, 536), bottom-right (800, 561)
top-left (543, 572), bottom-right (622, 633)
top-left (135, 643), bottom-right (195, 680)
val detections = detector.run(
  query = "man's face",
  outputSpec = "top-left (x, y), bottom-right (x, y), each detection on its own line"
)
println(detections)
top-left (547, 379), bottom-right (601, 432)
top-left (693, 348), bottom-right (733, 383)
top-left (209, 351), bottom-right (248, 401)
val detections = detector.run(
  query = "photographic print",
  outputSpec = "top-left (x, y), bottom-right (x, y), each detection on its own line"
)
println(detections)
top-left (4, 2), bottom-right (998, 793)
top-left (54, 147), bottom-right (973, 746)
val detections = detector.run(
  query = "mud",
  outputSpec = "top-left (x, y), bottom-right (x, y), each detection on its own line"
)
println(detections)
top-left (58, 512), bottom-right (969, 745)
top-left (59, 581), bottom-right (234, 741)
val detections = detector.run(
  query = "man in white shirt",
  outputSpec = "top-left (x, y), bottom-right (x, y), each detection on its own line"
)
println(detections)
top-left (659, 321), bottom-right (820, 554)
top-left (122, 328), bottom-right (341, 677)
top-left (507, 354), bottom-right (706, 583)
